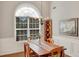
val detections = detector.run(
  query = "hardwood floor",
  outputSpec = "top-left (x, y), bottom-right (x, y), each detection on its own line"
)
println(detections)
top-left (0, 51), bottom-right (70, 57)
top-left (0, 52), bottom-right (24, 57)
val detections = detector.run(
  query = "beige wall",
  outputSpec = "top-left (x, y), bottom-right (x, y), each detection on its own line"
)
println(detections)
top-left (51, 1), bottom-right (79, 36)
top-left (0, 1), bottom-right (51, 55)
top-left (0, 1), bottom-right (51, 38)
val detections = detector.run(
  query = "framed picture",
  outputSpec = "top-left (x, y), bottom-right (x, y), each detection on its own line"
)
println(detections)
top-left (60, 18), bottom-right (78, 36)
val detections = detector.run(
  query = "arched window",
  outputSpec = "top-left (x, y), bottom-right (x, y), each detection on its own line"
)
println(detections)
top-left (15, 7), bottom-right (40, 17)
top-left (15, 3), bottom-right (41, 41)
top-left (15, 3), bottom-right (40, 17)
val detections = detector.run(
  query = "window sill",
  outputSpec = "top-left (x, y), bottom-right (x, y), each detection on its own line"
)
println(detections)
top-left (17, 40), bottom-right (27, 44)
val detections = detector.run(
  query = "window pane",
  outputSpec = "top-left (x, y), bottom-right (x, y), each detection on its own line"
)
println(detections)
top-left (29, 24), bottom-right (32, 28)
top-left (32, 24), bottom-right (35, 28)
top-left (30, 30), bottom-right (39, 39)
top-left (16, 17), bottom-right (27, 28)
top-left (36, 24), bottom-right (39, 28)
top-left (16, 30), bottom-right (27, 41)
top-left (29, 17), bottom-right (39, 28)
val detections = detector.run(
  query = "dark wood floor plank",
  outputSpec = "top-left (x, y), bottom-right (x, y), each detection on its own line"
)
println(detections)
top-left (0, 51), bottom-right (70, 57)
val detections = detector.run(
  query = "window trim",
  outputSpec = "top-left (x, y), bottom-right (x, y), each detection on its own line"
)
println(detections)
top-left (14, 3), bottom-right (41, 42)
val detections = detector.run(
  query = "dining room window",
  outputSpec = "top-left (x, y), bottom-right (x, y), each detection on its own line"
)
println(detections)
top-left (15, 3), bottom-right (41, 41)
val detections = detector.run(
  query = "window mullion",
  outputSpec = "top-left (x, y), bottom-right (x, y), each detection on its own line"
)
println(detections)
top-left (27, 17), bottom-right (30, 38)
top-left (39, 18), bottom-right (41, 35)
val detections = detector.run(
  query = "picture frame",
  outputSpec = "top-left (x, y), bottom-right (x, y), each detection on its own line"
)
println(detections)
top-left (59, 18), bottom-right (78, 36)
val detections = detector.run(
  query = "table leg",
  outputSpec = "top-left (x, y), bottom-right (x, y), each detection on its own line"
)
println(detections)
top-left (60, 47), bottom-right (64, 57)
top-left (24, 43), bottom-right (26, 57)
top-left (24, 43), bottom-right (30, 57)
top-left (61, 49), bottom-right (64, 57)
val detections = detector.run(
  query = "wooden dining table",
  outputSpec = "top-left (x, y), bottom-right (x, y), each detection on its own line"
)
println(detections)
top-left (24, 40), bottom-right (64, 57)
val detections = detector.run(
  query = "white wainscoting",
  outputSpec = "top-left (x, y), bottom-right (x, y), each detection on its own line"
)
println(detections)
top-left (0, 37), bottom-right (24, 56)
top-left (53, 35), bottom-right (79, 57)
